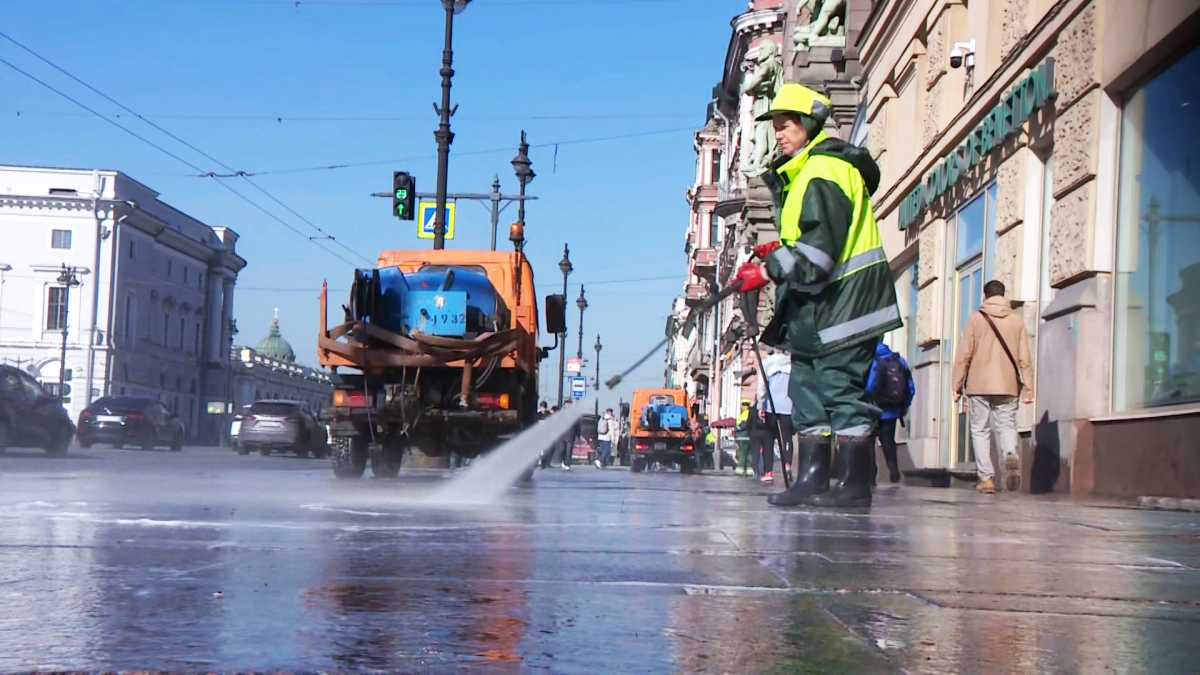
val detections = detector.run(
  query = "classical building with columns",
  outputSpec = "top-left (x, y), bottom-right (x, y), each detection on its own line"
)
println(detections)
top-left (229, 310), bottom-right (332, 417)
top-left (0, 165), bottom-right (246, 443)
top-left (670, 0), bottom-right (872, 425)
top-left (857, 0), bottom-right (1200, 497)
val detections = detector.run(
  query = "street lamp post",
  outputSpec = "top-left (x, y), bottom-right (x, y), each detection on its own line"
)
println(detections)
top-left (576, 285), bottom-right (588, 361)
top-left (556, 244), bottom-right (573, 406)
top-left (510, 130), bottom-right (535, 253)
top-left (56, 264), bottom-right (80, 404)
top-left (594, 334), bottom-right (602, 416)
top-left (431, 0), bottom-right (472, 250)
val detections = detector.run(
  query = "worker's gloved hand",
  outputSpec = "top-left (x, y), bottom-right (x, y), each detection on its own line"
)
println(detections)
top-left (734, 263), bottom-right (770, 293)
top-left (752, 241), bottom-right (781, 260)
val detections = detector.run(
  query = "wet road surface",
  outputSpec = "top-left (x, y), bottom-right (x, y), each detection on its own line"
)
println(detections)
top-left (2, 444), bottom-right (1199, 672)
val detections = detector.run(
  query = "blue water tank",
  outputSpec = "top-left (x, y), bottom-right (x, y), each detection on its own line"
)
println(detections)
top-left (368, 265), bottom-right (507, 337)
top-left (641, 403), bottom-right (689, 431)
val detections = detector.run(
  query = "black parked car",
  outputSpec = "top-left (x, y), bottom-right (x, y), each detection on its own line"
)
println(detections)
top-left (77, 396), bottom-right (185, 451)
top-left (237, 400), bottom-right (327, 458)
top-left (0, 365), bottom-right (75, 456)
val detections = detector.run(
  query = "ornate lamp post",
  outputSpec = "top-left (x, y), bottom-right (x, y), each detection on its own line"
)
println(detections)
top-left (556, 244), bottom-right (572, 406)
top-left (593, 333), bottom-right (602, 416)
top-left (576, 285), bottom-right (588, 360)
top-left (510, 130), bottom-right (535, 253)
top-left (431, 0), bottom-right (472, 250)
top-left (56, 264), bottom-right (80, 404)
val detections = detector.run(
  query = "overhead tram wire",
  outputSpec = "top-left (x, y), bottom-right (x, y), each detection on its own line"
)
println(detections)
top-left (0, 31), bottom-right (371, 267)
top-left (7, 110), bottom-right (695, 123)
top-left (192, 126), bottom-right (698, 178)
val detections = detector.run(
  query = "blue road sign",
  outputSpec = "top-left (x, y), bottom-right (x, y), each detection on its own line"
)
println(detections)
top-left (570, 376), bottom-right (587, 399)
top-left (417, 201), bottom-right (456, 240)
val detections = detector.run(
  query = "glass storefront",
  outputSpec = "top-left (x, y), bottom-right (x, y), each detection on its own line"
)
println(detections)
top-left (1114, 44), bottom-right (1200, 411)
top-left (941, 183), bottom-right (999, 466)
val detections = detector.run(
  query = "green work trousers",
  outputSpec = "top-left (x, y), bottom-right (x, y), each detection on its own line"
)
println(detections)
top-left (788, 339), bottom-right (881, 436)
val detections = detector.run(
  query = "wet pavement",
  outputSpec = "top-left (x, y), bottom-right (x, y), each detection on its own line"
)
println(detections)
top-left (2, 444), bottom-right (1199, 672)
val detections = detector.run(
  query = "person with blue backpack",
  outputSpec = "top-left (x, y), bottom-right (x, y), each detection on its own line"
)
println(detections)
top-left (866, 341), bottom-right (915, 484)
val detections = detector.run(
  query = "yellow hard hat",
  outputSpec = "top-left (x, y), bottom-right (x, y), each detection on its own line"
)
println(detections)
top-left (756, 83), bottom-right (832, 124)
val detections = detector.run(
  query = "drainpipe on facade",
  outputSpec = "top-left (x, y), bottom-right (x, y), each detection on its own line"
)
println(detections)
top-left (85, 171), bottom-right (103, 408)
top-left (102, 207), bottom-right (129, 398)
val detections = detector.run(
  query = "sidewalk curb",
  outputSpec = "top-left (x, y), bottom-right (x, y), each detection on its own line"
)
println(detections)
top-left (1136, 496), bottom-right (1200, 513)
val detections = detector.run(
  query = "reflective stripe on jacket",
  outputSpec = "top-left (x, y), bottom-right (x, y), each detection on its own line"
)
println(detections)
top-left (761, 133), bottom-right (903, 356)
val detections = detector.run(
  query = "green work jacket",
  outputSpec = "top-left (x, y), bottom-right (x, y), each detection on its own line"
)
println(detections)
top-left (760, 133), bottom-right (902, 357)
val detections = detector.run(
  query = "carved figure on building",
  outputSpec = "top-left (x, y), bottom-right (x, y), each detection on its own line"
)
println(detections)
top-left (794, 0), bottom-right (847, 51)
top-left (740, 39), bottom-right (783, 178)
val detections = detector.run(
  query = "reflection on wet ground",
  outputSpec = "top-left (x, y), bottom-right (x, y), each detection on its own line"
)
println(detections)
top-left (1, 446), bottom-right (1198, 671)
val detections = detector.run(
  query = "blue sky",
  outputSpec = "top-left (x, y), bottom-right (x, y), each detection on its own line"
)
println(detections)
top-left (0, 0), bottom-right (735, 408)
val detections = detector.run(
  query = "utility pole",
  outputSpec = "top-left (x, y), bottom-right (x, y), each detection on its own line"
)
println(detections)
top-left (594, 334), bottom-right (602, 416)
top-left (56, 265), bottom-right (81, 404)
top-left (431, 0), bottom-right (473, 250)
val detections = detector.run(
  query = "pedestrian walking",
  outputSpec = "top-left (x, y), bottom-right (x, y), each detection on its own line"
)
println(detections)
top-left (538, 404), bottom-right (559, 469)
top-left (748, 400), bottom-right (773, 480)
top-left (756, 346), bottom-right (794, 483)
top-left (951, 280), bottom-right (1034, 494)
top-left (594, 408), bottom-right (617, 469)
top-left (732, 82), bottom-right (900, 508)
top-left (866, 341), bottom-right (915, 484)
top-left (556, 398), bottom-right (576, 470)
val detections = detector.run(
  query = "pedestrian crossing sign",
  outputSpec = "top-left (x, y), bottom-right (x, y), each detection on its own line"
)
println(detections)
top-left (417, 201), bottom-right (455, 240)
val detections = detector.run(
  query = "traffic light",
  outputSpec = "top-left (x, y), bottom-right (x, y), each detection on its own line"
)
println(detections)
top-left (392, 172), bottom-right (415, 220)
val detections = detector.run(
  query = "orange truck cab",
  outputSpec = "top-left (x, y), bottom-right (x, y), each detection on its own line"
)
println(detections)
top-left (628, 388), bottom-right (699, 474)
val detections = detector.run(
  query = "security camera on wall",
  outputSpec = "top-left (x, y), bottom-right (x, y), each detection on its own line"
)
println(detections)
top-left (950, 40), bottom-right (976, 70)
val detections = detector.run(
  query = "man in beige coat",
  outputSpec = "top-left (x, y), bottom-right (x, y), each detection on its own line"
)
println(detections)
top-left (951, 280), bottom-right (1035, 494)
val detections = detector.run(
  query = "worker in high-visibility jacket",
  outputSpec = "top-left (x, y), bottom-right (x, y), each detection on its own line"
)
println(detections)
top-left (734, 83), bottom-right (902, 508)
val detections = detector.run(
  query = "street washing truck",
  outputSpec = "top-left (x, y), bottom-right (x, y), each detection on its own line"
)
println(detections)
top-left (628, 388), bottom-right (697, 474)
top-left (316, 247), bottom-right (567, 479)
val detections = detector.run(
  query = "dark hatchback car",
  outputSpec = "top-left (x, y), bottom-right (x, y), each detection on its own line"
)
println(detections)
top-left (77, 396), bottom-right (185, 451)
top-left (0, 365), bottom-right (75, 456)
top-left (237, 400), bottom-right (326, 458)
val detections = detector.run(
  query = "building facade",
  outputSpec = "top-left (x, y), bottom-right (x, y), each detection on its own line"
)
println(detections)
top-left (230, 311), bottom-right (332, 417)
top-left (0, 166), bottom-right (246, 443)
top-left (670, 0), bottom-right (872, 425)
top-left (858, 0), bottom-right (1200, 497)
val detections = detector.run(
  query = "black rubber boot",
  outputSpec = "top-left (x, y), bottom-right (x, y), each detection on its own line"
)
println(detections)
top-left (767, 435), bottom-right (831, 507)
top-left (805, 436), bottom-right (873, 508)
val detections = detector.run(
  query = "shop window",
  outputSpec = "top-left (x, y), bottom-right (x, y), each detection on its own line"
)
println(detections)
top-left (1113, 44), bottom-right (1200, 411)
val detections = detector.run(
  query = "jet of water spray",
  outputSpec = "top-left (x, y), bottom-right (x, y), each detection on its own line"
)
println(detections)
top-left (423, 401), bottom-right (588, 506)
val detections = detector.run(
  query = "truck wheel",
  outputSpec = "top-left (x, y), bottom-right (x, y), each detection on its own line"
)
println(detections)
top-left (631, 457), bottom-right (646, 473)
top-left (370, 440), bottom-right (403, 479)
top-left (332, 436), bottom-right (367, 479)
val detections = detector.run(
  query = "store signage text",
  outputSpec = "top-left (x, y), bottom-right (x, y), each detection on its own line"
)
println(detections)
top-left (899, 57), bottom-right (1056, 229)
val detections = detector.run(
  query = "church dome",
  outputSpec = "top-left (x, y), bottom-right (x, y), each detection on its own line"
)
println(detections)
top-left (256, 309), bottom-right (296, 363)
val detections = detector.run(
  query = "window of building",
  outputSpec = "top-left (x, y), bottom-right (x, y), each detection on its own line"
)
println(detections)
top-left (46, 287), bottom-right (67, 331)
top-left (123, 295), bottom-right (134, 338)
top-left (179, 317), bottom-right (186, 350)
top-left (710, 150), bottom-right (721, 184)
top-left (709, 212), bottom-right (720, 247)
top-left (51, 229), bottom-right (72, 249)
top-left (195, 322), bottom-right (202, 355)
top-left (1113, 44), bottom-right (1200, 412)
top-left (163, 312), bottom-right (170, 346)
top-left (183, 266), bottom-right (188, 284)
top-left (128, 239), bottom-right (136, 259)
top-left (167, 259), bottom-right (172, 279)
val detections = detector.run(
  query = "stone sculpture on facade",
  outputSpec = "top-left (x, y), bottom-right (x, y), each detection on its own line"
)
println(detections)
top-left (740, 39), bottom-right (783, 179)
top-left (794, 0), bottom-right (847, 51)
